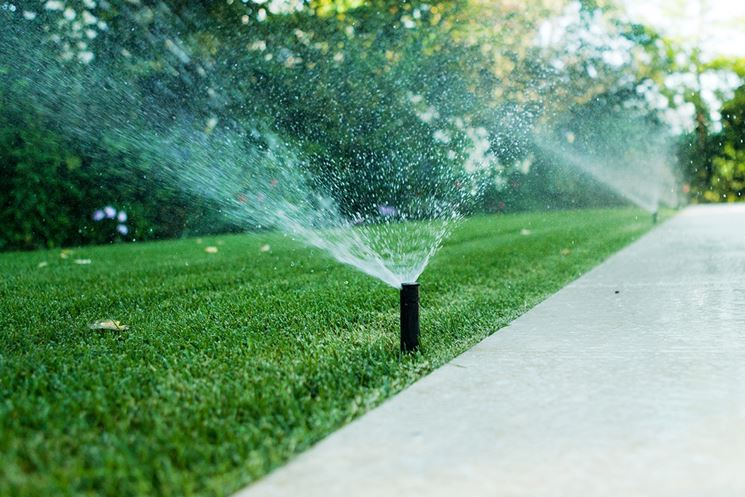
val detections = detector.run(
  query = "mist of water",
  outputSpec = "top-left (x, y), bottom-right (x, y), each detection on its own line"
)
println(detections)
top-left (533, 106), bottom-right (681, 213)
top-left (164, 125), bottom-right (468, 288)
top-left (0, 6), bottom-right (481, 288)
top-left (1, 1), bottom-right (684, 285)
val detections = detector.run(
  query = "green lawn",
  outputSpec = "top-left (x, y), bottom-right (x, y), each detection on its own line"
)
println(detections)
top-left (1, 209), bottom-right (654, 497)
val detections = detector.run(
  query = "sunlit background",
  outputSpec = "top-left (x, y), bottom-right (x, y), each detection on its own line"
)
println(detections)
top-left (623, 0), bottom-right (745, 58)
top-left (1, 0), bottom-right (744, 252)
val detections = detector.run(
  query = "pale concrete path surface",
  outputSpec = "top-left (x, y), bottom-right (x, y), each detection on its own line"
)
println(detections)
top-left (235, 204), bottom-right (745, 497)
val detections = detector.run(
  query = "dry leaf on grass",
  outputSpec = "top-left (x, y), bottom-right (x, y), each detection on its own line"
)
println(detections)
top-left (205, 246), bottom-right (218, 254)
top-left (89, 319), bottom-right (129, 331)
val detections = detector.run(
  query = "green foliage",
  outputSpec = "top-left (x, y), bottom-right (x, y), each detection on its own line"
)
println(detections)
top-left (710, 145), bottom-right (745, 200)
top-left (0, 121), bottom-right (86, 250)
top-left (693, 84), bottom-right (745, 202)
top-left (0, 111), bottom-right (239, 250)
top-left (624, 21), bottom-right (745, 200)
top-left (0, 208), bottom-right (652, 496)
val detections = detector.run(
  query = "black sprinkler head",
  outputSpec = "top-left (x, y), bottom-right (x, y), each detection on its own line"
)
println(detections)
top-left (652, 211), bottom-right (658, 224)
top-left (400, 283), bottom-right (420, 352)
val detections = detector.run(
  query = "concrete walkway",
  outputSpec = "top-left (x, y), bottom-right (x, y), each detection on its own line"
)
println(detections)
top-left (236, 205), bottom-right (745, 497)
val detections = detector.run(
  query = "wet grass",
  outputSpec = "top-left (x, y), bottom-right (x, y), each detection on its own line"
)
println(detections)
top-left (0, 208), bottom-right (655, 497)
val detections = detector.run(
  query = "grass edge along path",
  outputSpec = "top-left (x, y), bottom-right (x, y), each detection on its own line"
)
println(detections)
top-left (0, 208), bottom-right (659, 497)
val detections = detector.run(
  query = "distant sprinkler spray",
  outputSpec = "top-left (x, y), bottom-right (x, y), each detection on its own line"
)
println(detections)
top-left (400, 283), bottom-right (420, 352)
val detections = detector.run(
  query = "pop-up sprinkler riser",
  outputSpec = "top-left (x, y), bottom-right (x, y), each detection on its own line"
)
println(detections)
top-left (400, 283), bottom-right (420, 352)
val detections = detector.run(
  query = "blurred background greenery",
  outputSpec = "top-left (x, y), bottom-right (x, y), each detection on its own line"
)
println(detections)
top-left (1, 0), bottom-right (743, 251)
